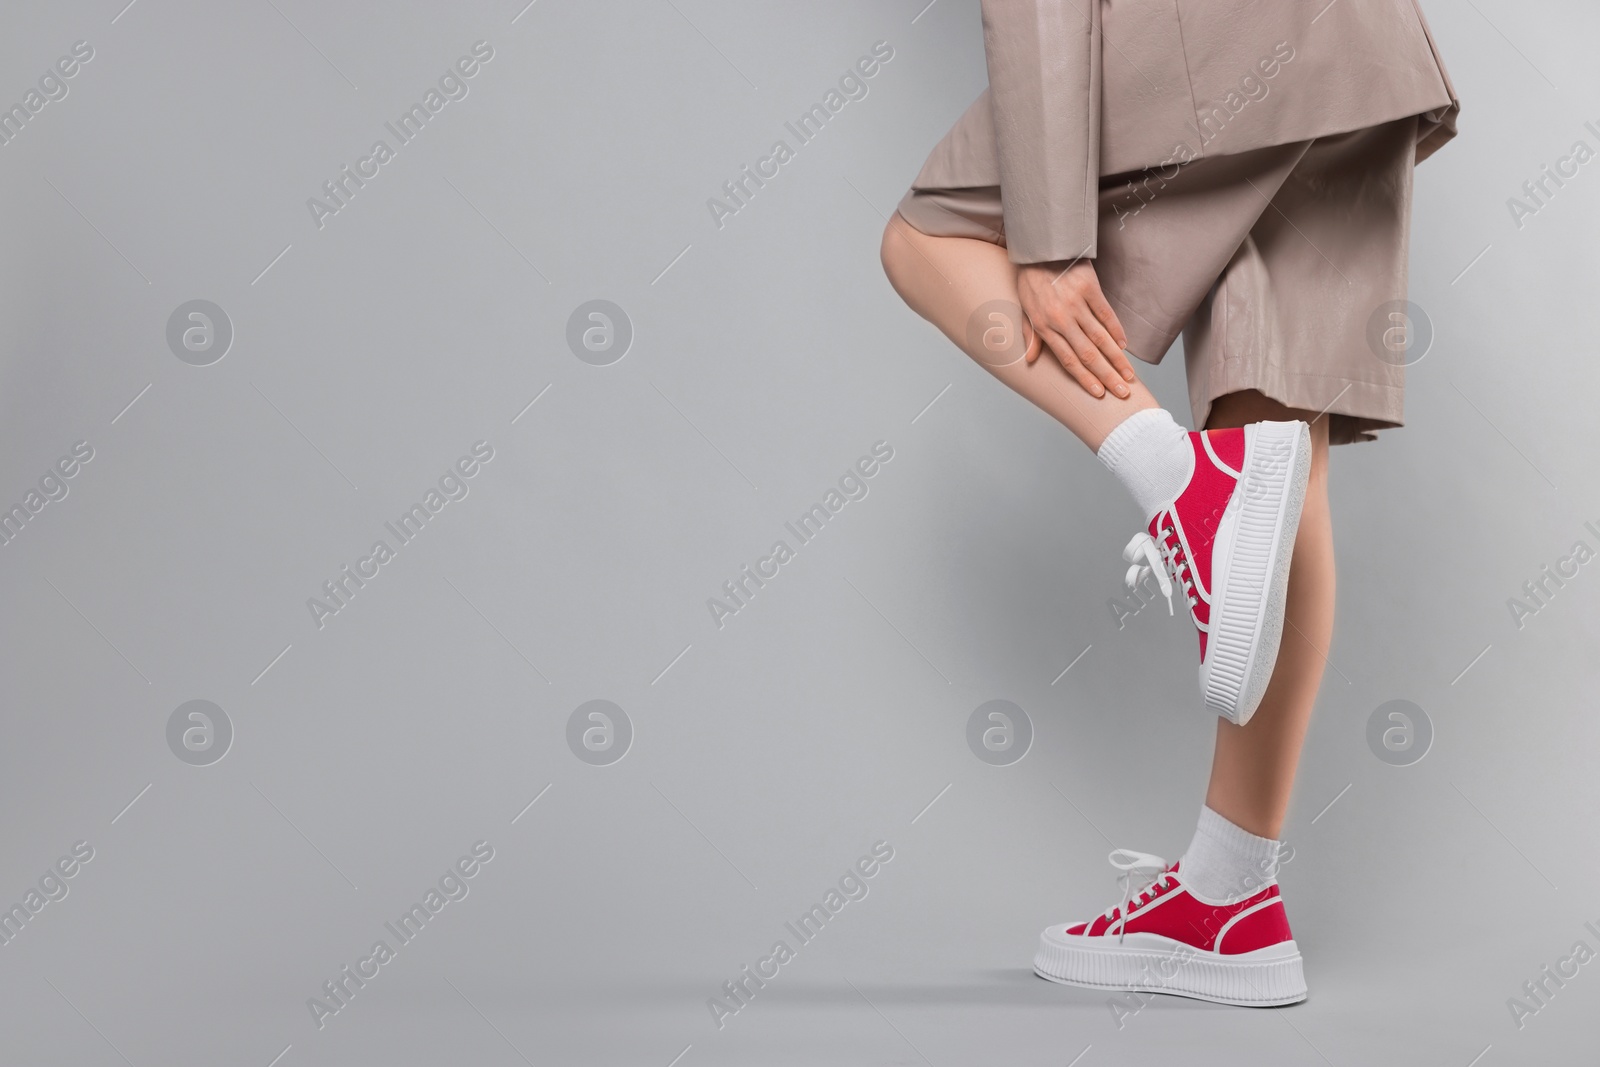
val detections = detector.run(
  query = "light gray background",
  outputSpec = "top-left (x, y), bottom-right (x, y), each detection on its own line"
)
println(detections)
top-left (0, 1), bottom-right (1595, 1064)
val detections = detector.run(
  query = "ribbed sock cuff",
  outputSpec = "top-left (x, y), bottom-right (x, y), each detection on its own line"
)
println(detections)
top-left (1180, 805), bottom-right (1281, 903)
top-left (1096, 408), bottom-right (1190, 520)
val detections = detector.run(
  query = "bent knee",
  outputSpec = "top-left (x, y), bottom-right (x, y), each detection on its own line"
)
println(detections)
top-left (879, 213), bottom-right (919, 290)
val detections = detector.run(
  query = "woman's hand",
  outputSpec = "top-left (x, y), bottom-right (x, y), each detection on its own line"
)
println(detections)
top-left (1016, 259), bottom-right (1136, 399)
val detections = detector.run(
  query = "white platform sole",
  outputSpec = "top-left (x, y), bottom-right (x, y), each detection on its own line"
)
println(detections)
top-left (1200, 420), bottom-right (1312, 725)
top-left (1034, 928), bottom-right (1308, 1007)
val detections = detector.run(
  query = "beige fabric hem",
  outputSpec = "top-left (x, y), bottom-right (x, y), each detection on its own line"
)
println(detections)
top-left (896, 116), bottom-right (1421, 446)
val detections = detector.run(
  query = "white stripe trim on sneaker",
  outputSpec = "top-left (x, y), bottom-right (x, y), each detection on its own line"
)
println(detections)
top-left (1201, 431), bottom-right (1242, 479)
top-left (1213, 896), bottom-right (1285, 954)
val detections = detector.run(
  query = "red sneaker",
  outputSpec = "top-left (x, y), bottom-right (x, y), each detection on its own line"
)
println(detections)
top-left (1121, 420), bottom-right (1311, 724)
top-left (1034, 850), bottom-right (1306, 1006)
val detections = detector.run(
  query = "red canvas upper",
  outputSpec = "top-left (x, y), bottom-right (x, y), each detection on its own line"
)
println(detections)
top-left (1146, 428), bottom-right (1246, 662)
top-left (1063, 862), bottom-right (1292, 956)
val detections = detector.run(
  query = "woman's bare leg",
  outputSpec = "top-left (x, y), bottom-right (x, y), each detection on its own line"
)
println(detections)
top-left (883, 215), bottom-right (1334, 841)
top-left (1202, 391), bottom-right (1334, 840)
top-left (880, 213), bottom-right (1156, 451)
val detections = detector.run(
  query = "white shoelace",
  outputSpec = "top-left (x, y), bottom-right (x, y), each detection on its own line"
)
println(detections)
top-left (1121, 525), bottom-right (1197, 616)
top-left (1103, 849), bottom-right (1173, 944)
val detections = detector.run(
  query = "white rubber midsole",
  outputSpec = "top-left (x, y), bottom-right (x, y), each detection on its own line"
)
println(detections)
top-left (1201, 421), bottom-right (1311, 725)
top-left (1034, 928), bottom-right (1308, 1006)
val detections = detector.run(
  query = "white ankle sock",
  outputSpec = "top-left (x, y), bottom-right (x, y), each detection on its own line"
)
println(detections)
top-left (1178, 806), bottom-right (1281, 903)
top-left (1095, 408), bottom-right (1192, 520)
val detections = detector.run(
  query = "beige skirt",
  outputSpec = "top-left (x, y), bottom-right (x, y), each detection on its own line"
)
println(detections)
top-left (897, 116), bottom-right (1422, 444)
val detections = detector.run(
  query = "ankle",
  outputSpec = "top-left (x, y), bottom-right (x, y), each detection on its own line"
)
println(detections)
top-left (1179, 805), bottom-right (1282, 902)
top-left (1096, 408), bottom-right (1191, 519)
top-left (1203, 799), bottom-right (1281, 841)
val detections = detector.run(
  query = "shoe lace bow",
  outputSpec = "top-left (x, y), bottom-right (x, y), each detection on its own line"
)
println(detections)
top-left (1102, 848), bottom-right (1172, 944)
top-left (1122, 522), bottom-right (1197, 615)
